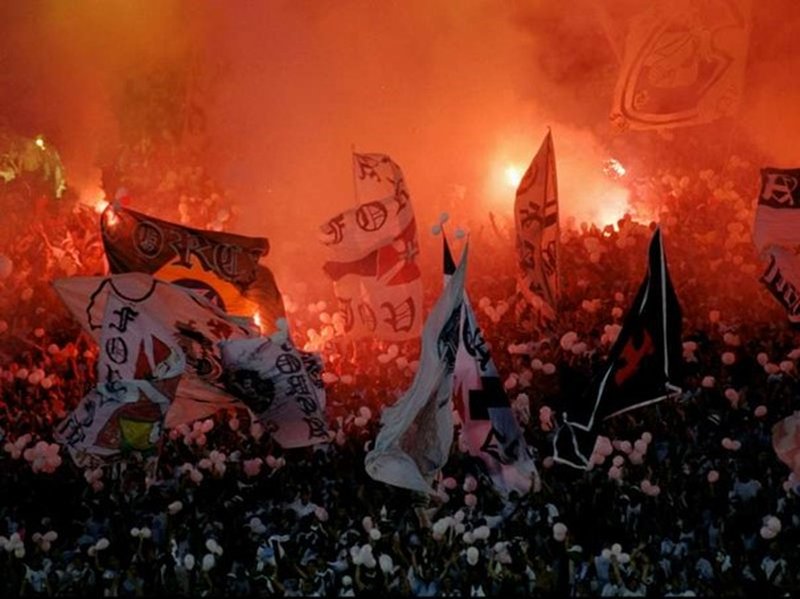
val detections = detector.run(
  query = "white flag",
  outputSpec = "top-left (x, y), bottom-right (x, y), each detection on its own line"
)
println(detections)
top-left (53, 274), bottom-right (197, 466)
top-left (364, 243), bottom-right (468, 494)
top-left (320, 153), bottom-right (423, 340)
top-left (53, 273), bottom-right (256, 432)
top-left (220, 335), bottom-right (329, 448)
top-left (514, 131), bottom-right (559, 327)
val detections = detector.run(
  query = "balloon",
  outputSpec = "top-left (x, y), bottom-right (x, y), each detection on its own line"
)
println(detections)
top-left (0, 255), bottom-right (12, 279)
top-left (560, 332), bottom-right (578, 351)
top-left (553, 523), bottom-right (568, 542)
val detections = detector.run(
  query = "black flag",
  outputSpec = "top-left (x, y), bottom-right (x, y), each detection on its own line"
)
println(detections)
top-left (554, 227), bottom-right (682, 469)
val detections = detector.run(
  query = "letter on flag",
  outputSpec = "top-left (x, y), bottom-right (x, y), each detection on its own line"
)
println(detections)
top-left (514, 131), bottom-right (559, 327)
top-left (101, 205), bottom-right (285, 333)
top-left (554, 228), bottom-right (683, 469)
top-left (610, 0), bottom-right (751, 131)
top-left (444, 234), bottom-right (538, 495)
top-left (220, 335), bottom-right (329, 448)
top-left (320, 153), bottom-right (422, 341)
top-left (365, 243), bottom-right (468, 494)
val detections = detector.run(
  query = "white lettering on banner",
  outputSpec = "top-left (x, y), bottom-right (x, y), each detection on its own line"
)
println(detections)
top-left (761, 174), bottom-right (800, 206)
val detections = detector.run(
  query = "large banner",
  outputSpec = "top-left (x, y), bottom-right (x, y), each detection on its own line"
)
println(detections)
top-left (53, 273), bottom-right (255, 433)
top-left (101, 205), bottom-right (285, 332)
top-left (365, 243), bottom-right (467, 494)
top-left (514, 131), bottom-right (559, 326)
top-left (610, 0), bottom-right (751, 131)
top-left (320, 153), bottom-right (422, 340)
top-left (220, 336), bottom-right (329, 448)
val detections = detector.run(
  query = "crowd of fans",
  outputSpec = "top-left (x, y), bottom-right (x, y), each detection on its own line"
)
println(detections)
top-left (0, 145), bottom-right (799, 597)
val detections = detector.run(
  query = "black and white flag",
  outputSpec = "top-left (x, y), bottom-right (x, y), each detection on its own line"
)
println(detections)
top-left (554, 228), bottom-right (682, 469)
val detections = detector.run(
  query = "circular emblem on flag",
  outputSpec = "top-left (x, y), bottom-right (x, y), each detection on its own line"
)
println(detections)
top-left (355, 202), bottom-right (388, 232)
top-left (172, 278), bottom-right (227, 311)
top-left (276, 352), bottom-right (303, 374)
top-left (133, 222), bottom-right (164, 258)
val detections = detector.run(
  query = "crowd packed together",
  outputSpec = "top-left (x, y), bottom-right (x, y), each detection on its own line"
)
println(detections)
top-left (1, 143), bottom-right (799, 597)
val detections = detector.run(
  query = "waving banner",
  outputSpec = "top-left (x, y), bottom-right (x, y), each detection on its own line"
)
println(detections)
top-left (220, 335), bottom-right (329, 448)
top-left (610, 0), bottom-right (751, 131)
top-left (752, 167), bottom-right (800, 324)
top-left (514, 131), bottom-right (559, 327)
top-left (365, 243), bottom-right (468, 494)
top-left (53, 273), bottom-right (256, 435)
top-left (101, 205), bottom-right (285, 332)
top-left (444, 235), bottom-right (538, 494)
top-left (320, 153), bottom-right (422, 340)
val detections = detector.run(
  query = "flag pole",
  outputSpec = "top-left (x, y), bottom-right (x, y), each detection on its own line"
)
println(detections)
top-left (351, 143), bottom-right (360, 208)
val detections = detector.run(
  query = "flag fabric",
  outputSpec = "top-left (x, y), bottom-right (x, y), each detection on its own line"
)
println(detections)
top-left (53, 274), bottom-right (190, 467)
top-left (220, 335), bottom-right (329, 448)
top-left (53, 273), bottom-right (256, 434)
top-left (101, 205), bottom-right (285, 332)
top-left (610, 0), bottom-right (751, 131)
top-left (554, 228), bottom-right (683, 469)
top-left (320, 153), bottom-right (422, 340)
top-left (752, 168), bottom-right (800, 323)
top-left (753, 168), bottom-right (800, 249)
top-left (759, 246), bottom-right (800, 325)
top-left (772, 412), bottom-right (800, 478)
top-left (364, 242), bottom-right (468, 494)
top-left (514, 131), bottom-right (559, 328)
top-left (444, 234), bottom-right (538, 495)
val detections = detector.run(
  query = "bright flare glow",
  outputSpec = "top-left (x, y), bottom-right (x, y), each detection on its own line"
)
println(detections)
top-left (34, 136), bottom-right (45, 150)
top-left (603, 158), bottom-right (626, 179)
top-left (94, 198), bottom-right (109, 214)
top-left (504, 165), bottom-right (524, 189)
top-left (591, 187), bottom-right (632, 229)
top-left (253, 310), bottom-right (263, 335)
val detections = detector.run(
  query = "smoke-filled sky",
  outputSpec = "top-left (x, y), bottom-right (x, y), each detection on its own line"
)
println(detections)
top-left (2, 0), bottom-right (800, 277)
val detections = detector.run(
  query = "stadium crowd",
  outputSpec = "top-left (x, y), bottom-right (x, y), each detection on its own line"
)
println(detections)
top-left (0, 147), bottom-right (799, 597)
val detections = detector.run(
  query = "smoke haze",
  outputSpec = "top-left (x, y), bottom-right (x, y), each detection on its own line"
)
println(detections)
top-left (2, 0), bottom-right (800, 280)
